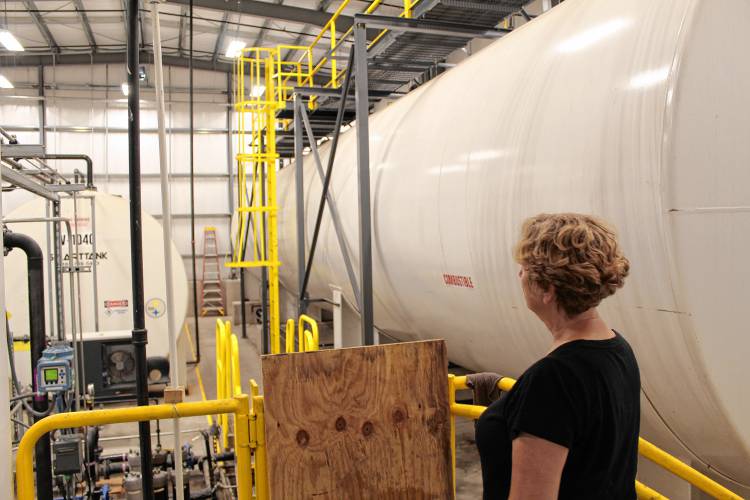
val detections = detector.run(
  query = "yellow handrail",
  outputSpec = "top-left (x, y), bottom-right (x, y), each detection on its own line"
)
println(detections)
top-left (449, 375), bottom-right (744, 500)
top-left (285, 318), bottom-right (295, 353)
top-left (15, 397), bottom-right (252, 500)
top-left (298, 314), bottom-right (320, 352)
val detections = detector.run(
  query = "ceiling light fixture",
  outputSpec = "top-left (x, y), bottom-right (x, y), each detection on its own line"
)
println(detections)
top-left (0, 29), bottom-right (24, 51)
top-left (225, 40), bottom-right (246, 58)
top-left (0, 75), bottom-right (14, 89)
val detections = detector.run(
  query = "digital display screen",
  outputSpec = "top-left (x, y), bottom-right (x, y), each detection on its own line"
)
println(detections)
top-left (43, 368), bottom-right (59, 384)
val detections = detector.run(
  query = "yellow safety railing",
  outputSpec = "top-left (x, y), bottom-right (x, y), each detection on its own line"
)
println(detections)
top-left (448, 375), bottom-right (745, 500)
top-left (15, 397), bottom-right (253, 500)
top-left (231, 47), bottom-right (282, 354)
top-left (281, 314), bottom-right (320, 353)
top-left (216, 320), bottom-right (243, 449)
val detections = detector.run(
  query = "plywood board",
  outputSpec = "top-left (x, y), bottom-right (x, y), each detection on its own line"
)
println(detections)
top-left (261, 340), bottom-right (452, 499)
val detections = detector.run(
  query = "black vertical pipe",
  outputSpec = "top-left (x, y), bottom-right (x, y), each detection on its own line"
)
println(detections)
top-left (5, 232), bottom-right (52, 500)
top-left (239, 268), bottom-right (247, 339)
top-left (126, 0), bottom-right (154, 496)
top-left (188, 0), bottom-right (201, 363)
top-left (260, 135), bottom-right (269, 354)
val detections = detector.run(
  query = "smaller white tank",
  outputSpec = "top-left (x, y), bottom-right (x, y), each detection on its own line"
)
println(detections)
top-left (3, 191), bottom-right (188, 361)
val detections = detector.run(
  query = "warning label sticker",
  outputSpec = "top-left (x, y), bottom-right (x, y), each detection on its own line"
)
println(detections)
top-left (442, 274), bottom-right (475, 289)
top-left (104, 299), bottom-right (129, 316)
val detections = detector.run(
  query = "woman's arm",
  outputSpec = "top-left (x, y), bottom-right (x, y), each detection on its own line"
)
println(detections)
top-left (508, 432), bottom-right (569, 500)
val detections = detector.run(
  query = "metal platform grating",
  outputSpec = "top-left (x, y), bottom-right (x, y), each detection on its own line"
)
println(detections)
top-left (276, 0), bottom-right (535, 158)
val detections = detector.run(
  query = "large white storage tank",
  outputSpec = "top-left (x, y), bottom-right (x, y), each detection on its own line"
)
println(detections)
top-left (4, 191), bottom-right (188, 359)
top-left (277, 0), bottom-right (750, 489)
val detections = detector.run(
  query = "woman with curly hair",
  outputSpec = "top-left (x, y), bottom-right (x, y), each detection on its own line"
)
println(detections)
top-left (475, 213), bottom-right (640, 500)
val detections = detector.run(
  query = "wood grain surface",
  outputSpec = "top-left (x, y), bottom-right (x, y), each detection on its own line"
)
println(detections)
top-left (261, 340), bottom-right (452, 499)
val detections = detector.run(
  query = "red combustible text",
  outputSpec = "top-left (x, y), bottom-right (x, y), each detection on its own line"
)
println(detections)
top-left (443, 273), bottom-right (475, 289)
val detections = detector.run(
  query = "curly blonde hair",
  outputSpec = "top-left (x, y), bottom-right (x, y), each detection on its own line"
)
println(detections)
top-left (514, 213), bottom-right (630, 317)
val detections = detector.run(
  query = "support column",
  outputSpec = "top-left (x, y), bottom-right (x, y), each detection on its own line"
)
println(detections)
top-left (353, 22), bottom-right (375, 346)
top-left (293, 96), bottom-right (306, 315)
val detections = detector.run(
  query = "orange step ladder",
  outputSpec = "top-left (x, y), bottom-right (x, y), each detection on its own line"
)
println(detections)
top-left (200, 226), bottom-right (226, 316)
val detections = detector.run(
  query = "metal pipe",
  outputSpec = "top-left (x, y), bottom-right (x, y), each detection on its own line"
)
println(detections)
top-left (299, 50), bottom-right (355, 305)
top-left (51, 202), bottom-right (65, 341)
top-left (126, 0), bottom-right (154, 495)
top-left (151, 2), bottom-right (185, 497)
top-left (3, 231), bottom-right (52, 500)
top-left (71, 193), bottom-right (84, 409)
top-left (41, 154), bottom-right (94, 189)
top-left (44, 202), bottom-right (54, 342)
top-left (188, 0), bottom-right (201, 365)
top-left (293, 95), bottom-right (306, 315)
top-left (239, 268), bottom-right (247, 339)
top-left (0, 127), bottom-right (15, 142)
top-left (353, 23), bottom-right (375, 345)
top-left (15, 397), bottom-right (246, 500)
top-left (89, 196), bottom-right (100, 331)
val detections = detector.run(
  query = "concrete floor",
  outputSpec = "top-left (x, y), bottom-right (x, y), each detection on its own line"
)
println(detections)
top-left (95, 315), bottom-right (484, 497)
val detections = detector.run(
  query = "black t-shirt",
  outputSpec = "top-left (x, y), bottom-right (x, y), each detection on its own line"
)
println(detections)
top-left (475, 332), bottom-right (640, 499)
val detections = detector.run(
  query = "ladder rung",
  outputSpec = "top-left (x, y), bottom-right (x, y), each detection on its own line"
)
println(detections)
top-left (238, 206), bottom-right (279, 213)
top-left (225, 261), bottom-right (280, 268)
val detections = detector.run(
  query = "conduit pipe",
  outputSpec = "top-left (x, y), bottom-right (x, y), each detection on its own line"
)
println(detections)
top-left (3, 231), bottom-right (52, 500)
top-left (150, 1), bottom-right (185, 497)
top-left (126, 0), bottom-right (154, 495)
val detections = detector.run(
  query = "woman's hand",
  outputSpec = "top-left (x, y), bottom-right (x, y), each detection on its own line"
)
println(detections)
top-left (508, 432), bottom-right (568, 499)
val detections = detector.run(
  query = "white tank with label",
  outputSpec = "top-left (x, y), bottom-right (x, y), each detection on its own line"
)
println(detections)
top-left (4, 191), bottom-right (188, 360)
top-left (277, 0), bottom-right (750, 489)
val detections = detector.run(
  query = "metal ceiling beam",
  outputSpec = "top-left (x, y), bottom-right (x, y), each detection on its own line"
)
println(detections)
top-left (22, 0), bottom-right (60, 53)
top-left (166, 0), bottom-right (354, 30)
top-left (138, 0), bottom-right (146, 49)
top-left (0, 51), bottom-right (233, 73)
top-left (177, 6), bottom-right (187, 56)
top-left (212, 12), bottom-right (228, 63)
top-left (72, 0), bottom-right (97, 52)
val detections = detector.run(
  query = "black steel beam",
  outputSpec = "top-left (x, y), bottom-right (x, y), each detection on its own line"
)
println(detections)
top-left (72, 0), bottom-right (97, 51)
top-left (166, 0), bottom-right (353, 30)
top-left (22, 0), bottom-right (60, 53)
top-left (0, 51), bottom-right (233, 72)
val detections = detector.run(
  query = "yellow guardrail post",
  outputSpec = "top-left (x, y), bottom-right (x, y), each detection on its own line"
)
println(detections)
top-left (234, 394), bottom-right (253, 500)
top-left (16, 399), bottom-right (242, 500)
top-left (448, 374), bottom-right (457, 498)
top-left (330, 20), bottom-right (337, 87)
top-left (231, 333), bottom-right (242, 396)
top-left (404, 0), bottom-right (412, 18)
top-left (216, 320), bottom-right (228, 448)
top-left (298, 314), bottom-right (319, 352)
top-left (285, 318), bottom-right (295, 353)
top-left (253, 395), bottom-right (270, 500)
